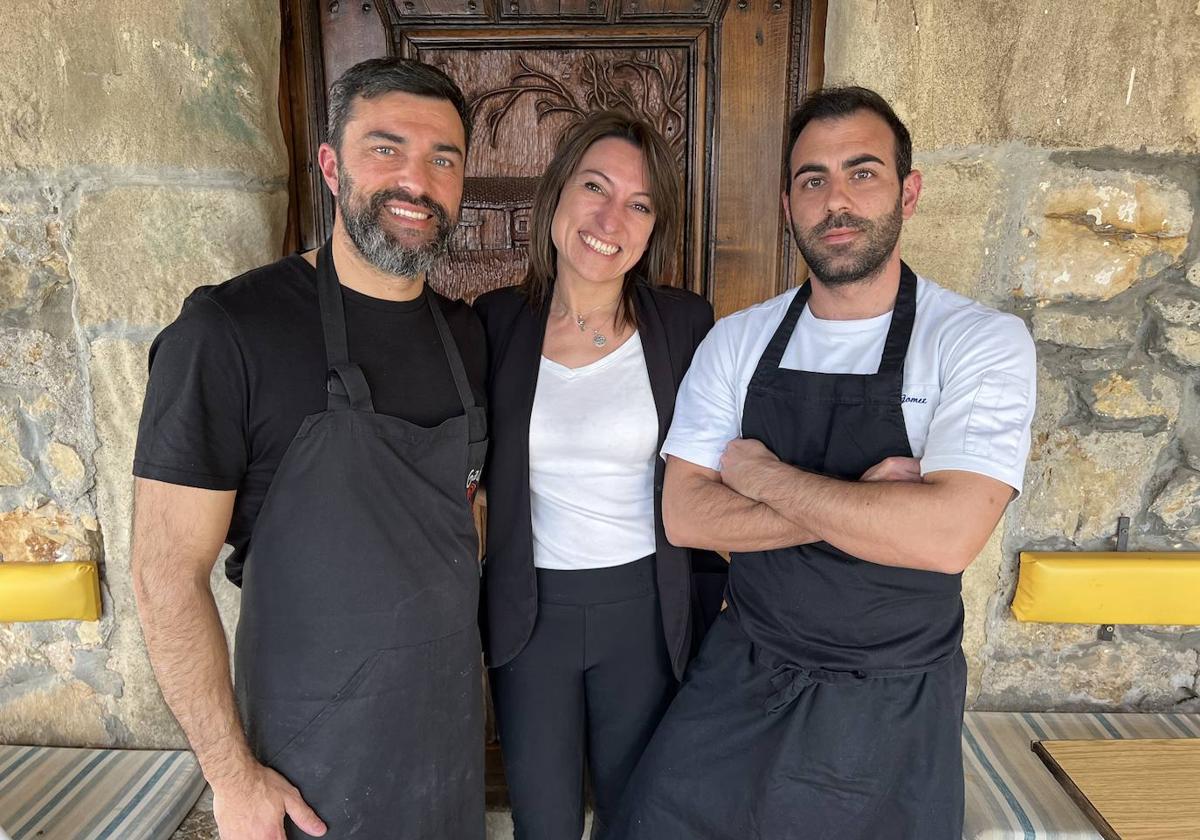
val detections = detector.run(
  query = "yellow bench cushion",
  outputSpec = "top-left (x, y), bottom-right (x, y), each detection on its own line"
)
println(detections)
top-left (1012, 552), bottom-right (1200, 624)
top-left (0, 561), bottom-right (102, 621)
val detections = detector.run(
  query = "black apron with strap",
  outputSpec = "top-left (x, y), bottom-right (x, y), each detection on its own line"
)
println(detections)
top-left (233, 242), bottom-right (488, 839)
top-left (729, 261), bottom-right (963, 672)
top-left (613, 263), bottom-right (966, 839)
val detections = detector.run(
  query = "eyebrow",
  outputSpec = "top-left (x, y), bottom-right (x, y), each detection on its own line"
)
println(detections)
top-left (364, 130), bottom-right (464, 158)
top-left (579, 168), bottom-right (653, 201)
top-left (793, 153), bottom-right (887, 180)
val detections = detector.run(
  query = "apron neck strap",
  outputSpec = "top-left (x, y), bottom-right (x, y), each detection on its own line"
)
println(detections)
top-left (756, 281), bottom-right (812, 374)
top-left (755, 262), bottom-right (919, 378)
top-left (317, 241), bottom-right (375, 412)
top-left (877, 262), bottom-right (918, 374)
top-left (426, 286), bottom-right (479, 415)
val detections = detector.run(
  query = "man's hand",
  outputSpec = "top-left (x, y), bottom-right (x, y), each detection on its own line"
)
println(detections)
top-left (212, 762), bottom-right (327, 839)
top-left (719, 438), bottom-right (782, 501)
top-left (860, 456), bottom-right (923, 483)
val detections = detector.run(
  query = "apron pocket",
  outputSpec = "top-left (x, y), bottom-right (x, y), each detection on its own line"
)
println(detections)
top-left (264, 650), bottom-right (382, 765)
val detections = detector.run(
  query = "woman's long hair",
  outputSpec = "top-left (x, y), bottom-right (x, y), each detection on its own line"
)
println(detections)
top-left (521, 110), bottom-right (684, 329)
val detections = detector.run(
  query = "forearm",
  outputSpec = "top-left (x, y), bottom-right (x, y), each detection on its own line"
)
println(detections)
top-left (755, 463), bottom-right (1001, 572)
top-left (134, 567), bottom-right (255, 785)
top-left (664, 468), bottom-right (818, 553)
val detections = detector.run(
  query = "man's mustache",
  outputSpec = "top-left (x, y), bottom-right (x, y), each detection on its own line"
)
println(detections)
top-left (811, 213), bottom-right (869, 236)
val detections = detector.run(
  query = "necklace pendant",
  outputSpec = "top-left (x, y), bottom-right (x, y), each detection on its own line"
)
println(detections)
top-left (592, 332), bottom-right (607, 347)
top-left (575, 315), bottom-right (586, 332)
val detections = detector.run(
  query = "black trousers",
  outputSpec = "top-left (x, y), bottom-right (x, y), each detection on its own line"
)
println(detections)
top-left (490, 554), bottom-right (676, 840)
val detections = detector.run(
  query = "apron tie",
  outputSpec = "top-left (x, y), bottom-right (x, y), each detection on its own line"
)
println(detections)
top-left (753, 641), bottom-right (955, 714)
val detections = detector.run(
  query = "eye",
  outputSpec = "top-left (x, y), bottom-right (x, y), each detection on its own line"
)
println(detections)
top-left (852, 169), bottom-right (875, 180)
top-left (373, 146), bottom-right (395, 156)
top-left (802, 176), bottom-right (825, 189)
top-left (631, 202), bottom-right (653, 215)
top-left (432, 157), bottom-right (453, 169)
top-left (584, 181), bottom-right (604, 194)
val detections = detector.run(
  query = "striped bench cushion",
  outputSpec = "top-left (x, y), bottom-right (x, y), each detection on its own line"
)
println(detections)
top-left (964, 711), bottom-right (1200, 839)
top-left (0, 745), bottom-right (204, 840)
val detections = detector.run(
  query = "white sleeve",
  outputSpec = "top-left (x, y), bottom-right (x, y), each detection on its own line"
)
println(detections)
top-left (919, 312), bottom-right (1037, 495)
top-left (661, 318), bottom-right (745, 471)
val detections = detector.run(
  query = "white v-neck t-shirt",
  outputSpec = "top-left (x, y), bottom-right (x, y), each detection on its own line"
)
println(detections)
top-left (662, 274), bottom-right (1037, 494)
top-left (529, 332), bottom-right (659, 570)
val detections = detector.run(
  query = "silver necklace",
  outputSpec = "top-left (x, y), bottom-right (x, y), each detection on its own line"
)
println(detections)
top-left (554, 295), bottom-right (619, 347)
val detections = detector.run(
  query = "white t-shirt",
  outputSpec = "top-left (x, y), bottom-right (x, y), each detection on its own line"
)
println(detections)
top-left (530, 332), bottom-right (659, 570)
top-left (662, 275), bottom-right (1037, 494)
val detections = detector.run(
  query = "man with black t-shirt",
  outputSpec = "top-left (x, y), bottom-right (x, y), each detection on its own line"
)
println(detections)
top-left (131, 59), bottom-right (488, 840)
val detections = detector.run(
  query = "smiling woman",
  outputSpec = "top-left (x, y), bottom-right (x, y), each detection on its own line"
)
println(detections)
top-left (473, 111), bottom-right (715, 840)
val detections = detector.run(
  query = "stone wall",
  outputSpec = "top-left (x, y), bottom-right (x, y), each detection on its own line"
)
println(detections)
top-left (0, 1), bottom-right (287, 747)
top-left (826, 0), bottom-right (1200, 710)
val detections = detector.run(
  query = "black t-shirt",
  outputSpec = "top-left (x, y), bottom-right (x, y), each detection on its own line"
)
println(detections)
top-left (133, 253), bottom-right (487, 584)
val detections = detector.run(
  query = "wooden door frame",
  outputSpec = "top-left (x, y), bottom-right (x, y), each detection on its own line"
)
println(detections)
top-left (279, 0), bottom-right (827, 303)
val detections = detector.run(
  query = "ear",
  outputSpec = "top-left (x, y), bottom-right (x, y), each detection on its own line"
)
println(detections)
top-left (781, 189), bottom-right (793, 229)
top-left (317, 143), bottom-right (341, 197)
top-left (900, 169), bottom-right (923, 220)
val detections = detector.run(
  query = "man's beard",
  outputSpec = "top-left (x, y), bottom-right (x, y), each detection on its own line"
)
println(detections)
top-left (337, 164), bottom-right (455, 279)
top-left (791, 195), bottom-right (903, 288)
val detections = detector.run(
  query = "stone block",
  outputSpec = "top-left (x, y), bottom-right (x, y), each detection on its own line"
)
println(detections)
top-left (902, 155), bottom-right (1006, 306)
top-left (47, 441), bottom-right (89, 500)
top-left (72, 185), bottom-right (288, 330)
top-left (1150, 288), bottom-right (1200, 368)
top-left (1031, 307), bottom-right (1139, 350)
top-left (1021, 168), bottom-right (1191, 302)
top-left (1187, 263), bottom-right (1200, 289)
top-left (0, 502), bottom-right (100, 564)
top-left (0, 1), bottom-right (286, 178)
top-left (0, 415), bottom-right (32, 487)
top-left (0, 679), bottom-right (112, 747)
top-left (0, 328), bottom-right (91, 454)
top-left (1150, 470), bottom-right (1200, 534)
top-left (978, 635), bottom-right (1198, 710)
top-left (1089, 369), bottom-right (1180, 424)
top-left (825, 0), bottom-right (1200, 154)
top-left (1018, 429), bottom-right (1163, 544)
top-left (0, 188), bottom-right (74, 332)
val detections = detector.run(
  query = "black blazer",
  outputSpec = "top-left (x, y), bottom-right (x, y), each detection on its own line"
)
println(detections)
top-left (475, 282), bottom-right (715, 679)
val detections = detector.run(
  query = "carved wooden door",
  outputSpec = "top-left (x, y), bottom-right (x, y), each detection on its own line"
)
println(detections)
top-left (283, 0), bottom-right (825, 318)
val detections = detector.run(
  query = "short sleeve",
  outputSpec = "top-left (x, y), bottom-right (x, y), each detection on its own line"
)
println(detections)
top-left (133, 293), bottom-right (249, 490)
top-left (919, 312), bottom-right (1037, 495)
top-left (661, 318), bottom-right (743, 471)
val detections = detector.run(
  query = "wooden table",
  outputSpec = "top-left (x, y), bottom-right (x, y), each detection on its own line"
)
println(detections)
top-left (1033, 738), bottom-right (1200, 839)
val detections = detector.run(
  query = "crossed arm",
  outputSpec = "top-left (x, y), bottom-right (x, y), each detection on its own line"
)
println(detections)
top-left (662, 441), bottom-right (1013, 574)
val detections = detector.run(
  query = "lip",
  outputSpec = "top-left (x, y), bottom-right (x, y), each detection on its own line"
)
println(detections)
top-left (820, 228), bottom-right (860, 244)
top-left (579, 231), bottom-right (621, 257)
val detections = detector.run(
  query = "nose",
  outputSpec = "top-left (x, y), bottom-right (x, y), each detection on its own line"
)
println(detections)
top-left (824, 176), bottom-right (852, 215)
top-left (594, 198), bottom-right (620, 235)
top-left (393, 154), bottom-right (430, 199)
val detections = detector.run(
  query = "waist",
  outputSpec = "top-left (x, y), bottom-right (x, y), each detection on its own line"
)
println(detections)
top-left (535, 553), bottom-right (657, 605)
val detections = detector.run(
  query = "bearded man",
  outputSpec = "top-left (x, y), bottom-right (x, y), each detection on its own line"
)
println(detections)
top-left (131, 58), bottom-right (487, 840)
top-left (612, 87), bottom-right (1037, 839)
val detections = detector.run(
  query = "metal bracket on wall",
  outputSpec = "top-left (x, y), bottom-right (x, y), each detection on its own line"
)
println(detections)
top-left (1096, 515), bottom-right (1130, 641)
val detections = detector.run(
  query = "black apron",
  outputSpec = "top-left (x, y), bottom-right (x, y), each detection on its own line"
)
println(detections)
top-left (233, 243), bottom-right (488, 839)
top-left (614, 264), bottom-right (966, 839)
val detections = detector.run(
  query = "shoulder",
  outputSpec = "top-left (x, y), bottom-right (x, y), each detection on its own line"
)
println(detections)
top-left (914, 275), bottom-right (1035, 365)
top-left (472, 284), bottom-right (527, 321)
top-left (643, 284), bottom-right (714, 330)
top-left (708, 287), bottom-right (798, 346)
top-left (187, 254), bottom-right (313, 330)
